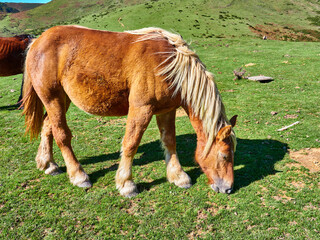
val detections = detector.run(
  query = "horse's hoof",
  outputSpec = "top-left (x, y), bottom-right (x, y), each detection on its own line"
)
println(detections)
top-left (44, 164), bottom-right (62, 176)
top-left (76, 180), bottom-right (92, 188)
top-left (119, 181), bottom-right (138, 198)
top-left (124, 191), bottom-right (138, 198)
top-left (168, 171), bottom-right (192, 189)
top-left (181, 183), bottom-right (192, 189)
top-left (48, 169), bottom-right (63, 176)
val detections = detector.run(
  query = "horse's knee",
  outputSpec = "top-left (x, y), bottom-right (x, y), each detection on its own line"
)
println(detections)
top-left (121, 141), bottom-right (139, 157)
top-left (52, 127), bottom-right (72, 148)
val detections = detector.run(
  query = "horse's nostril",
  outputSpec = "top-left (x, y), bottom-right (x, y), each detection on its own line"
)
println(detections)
top-left (211, 183), bottom-right (233, 194)
top-left (225, 188), bottom-right (232, 194)
top-left (211, 184), bottom-right (219, 193)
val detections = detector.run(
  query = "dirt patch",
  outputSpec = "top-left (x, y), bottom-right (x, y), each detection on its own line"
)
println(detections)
top-left (249, 23), bottom-right (320, 42)
top-left (95, 117), bottom-right (126, 128)
top-left (10, 11), bottom-right (27, 20)
top-left (289, 148), bottom-right (320, 173)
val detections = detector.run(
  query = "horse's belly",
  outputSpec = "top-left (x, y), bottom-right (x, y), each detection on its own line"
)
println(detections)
top-left (63, 74), bottom-right (129, 116)
top-left (71, 90), bottom-right (129, 116)
top-left (0, 58), bottom-right (22, 76)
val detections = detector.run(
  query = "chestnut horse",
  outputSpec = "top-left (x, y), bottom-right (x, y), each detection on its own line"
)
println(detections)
top-left (0, 34), bottom-right (33, 103)
top-left (22, 25), bottom-right (237, 197)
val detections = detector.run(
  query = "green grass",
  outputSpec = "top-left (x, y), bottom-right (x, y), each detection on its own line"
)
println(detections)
top-left (1, 38), bottom-right (319, 239)
top-left (1, 0), bottom-right (320, 238)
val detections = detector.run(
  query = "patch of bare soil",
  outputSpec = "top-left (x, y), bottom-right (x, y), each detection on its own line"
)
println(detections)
top-left (11, 11), bottom-right (27, 20)
top-left (249, 23), bottom-right (320, 42)
top-left (289, 148), bottom-right (320, 173)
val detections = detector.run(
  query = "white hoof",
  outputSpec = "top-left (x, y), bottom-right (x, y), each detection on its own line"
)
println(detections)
top-left (76, 180), bottom-right (92, 188)
top-left (44, 163), bottom-right (62, 176)
top-left (168, 171), bottom-right (192, 189)
top-left (118, 181), bottom-right (138, 198)
top-left (70, 172), bottom-right (92, 188)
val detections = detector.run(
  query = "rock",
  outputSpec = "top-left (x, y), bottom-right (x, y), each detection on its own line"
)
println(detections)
top-left (248, 76), bottom-right (274, 83)
top-left (271, 111), bottom-right (278, 116)
top-left (245, 63), bottom-right (256, 67)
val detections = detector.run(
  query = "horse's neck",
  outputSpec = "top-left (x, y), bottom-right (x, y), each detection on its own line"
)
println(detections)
top-left (183, 106), bottom-right (207, 160)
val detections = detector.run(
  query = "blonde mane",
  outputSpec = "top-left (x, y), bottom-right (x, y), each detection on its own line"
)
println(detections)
top-left (127, 27), bottom-right (235, 157)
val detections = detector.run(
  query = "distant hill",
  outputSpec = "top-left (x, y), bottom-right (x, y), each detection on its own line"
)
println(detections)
top-left (6, 3), bottom-right (42, 12)
top-left (1, 0), bottom-right (320, 42)
top-left (0, 2), bottom-right (42, 23)
top-left (0, 3), bottom-right (19, 14)
top-left (0, 0), bottom-right (146, 36)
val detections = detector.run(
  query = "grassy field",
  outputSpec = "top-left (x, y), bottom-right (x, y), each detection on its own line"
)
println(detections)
top-left (1, 0), bottom-right (320, 239)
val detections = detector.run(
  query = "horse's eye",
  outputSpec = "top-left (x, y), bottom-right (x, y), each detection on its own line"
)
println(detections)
top-left (218, 152), bottom-right (228, 160)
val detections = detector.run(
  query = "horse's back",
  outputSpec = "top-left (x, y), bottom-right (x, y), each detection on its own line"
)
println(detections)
top-left (27, 25), bottom-right (180, 116)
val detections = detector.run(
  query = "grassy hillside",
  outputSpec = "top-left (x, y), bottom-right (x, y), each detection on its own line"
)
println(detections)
top-left (0, 2), bottom-right (42, 23)
top-left (1, 0), bottom-right (320, 41)
top-left (0, 0), bottom-right (146, 36)
top-left (75, 0), bottom-right (320, 41)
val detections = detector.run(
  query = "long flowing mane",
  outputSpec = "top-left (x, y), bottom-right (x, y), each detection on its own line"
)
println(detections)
top-left (127, 27), bottom-right (235, 157)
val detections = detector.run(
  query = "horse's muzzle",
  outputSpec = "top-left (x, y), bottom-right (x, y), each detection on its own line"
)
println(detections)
top-left (211, 179), bottom-right (233, 194)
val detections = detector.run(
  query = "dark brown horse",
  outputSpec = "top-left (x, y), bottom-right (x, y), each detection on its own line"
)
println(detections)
top-left (0, 34), bottom-right (33, 103)
top-left (22, 25), bottom-right (237, 197)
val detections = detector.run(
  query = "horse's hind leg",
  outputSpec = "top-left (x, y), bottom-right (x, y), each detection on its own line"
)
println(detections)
top-left (43, 94), bottom-right (91, 188)
top-left (35, 97), bottom-right (71, 175)
top-left (35, 113), bottom-right (61, 175)
top-left (17, 74), bottom-right (24, 105)
top-left (116, 105), bottom-right (153, 197)
top-left (156, 110), bottom-right (192, 188)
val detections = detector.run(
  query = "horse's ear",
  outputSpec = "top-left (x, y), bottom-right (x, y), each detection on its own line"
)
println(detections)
top-left (230, 115), bottom-right (238, 128)
top-left (217, 125), bottom-right (232, 142)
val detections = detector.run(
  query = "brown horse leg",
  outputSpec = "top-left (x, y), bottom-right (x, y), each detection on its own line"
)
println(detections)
top-left (35, 113), bottom-right (61, 175)
top-left (116, 105), bottom-right (153, 197)
top-left (44, 96), bottom-right (91, 188)
top-left (156, 110), bottom-right (192, 188)
top-left (35, 97), bottom-right (71, 175)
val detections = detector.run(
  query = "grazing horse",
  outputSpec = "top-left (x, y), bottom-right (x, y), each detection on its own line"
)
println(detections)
top-left (22, 25), bottom-right (237, 197)
top-left (0, 34), bottom-right (33, 103)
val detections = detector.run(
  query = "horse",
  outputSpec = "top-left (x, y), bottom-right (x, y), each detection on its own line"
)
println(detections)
top-left (22, 25), bottom-right (237, 197)
top-left (0, 34), bottom-right (33, 103)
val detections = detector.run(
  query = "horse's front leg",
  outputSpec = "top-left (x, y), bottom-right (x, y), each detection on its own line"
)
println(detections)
top-left (116, 105), bottom-right (153, 197)
top-left (156, 109), bottom-right (192, 189)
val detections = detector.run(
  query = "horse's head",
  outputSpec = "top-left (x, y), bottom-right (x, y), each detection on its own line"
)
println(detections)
top-left (196, 115), bottom-right (237, 194)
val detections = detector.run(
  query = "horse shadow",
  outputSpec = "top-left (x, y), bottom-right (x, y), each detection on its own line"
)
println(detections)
top-left (0, 103), bottom-right (20, 111)
top-left (83, 134), bottom-right (288, 192)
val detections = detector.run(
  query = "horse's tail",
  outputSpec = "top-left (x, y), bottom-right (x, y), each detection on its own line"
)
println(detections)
top-left (21, 64), bottom-right (44, 139)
